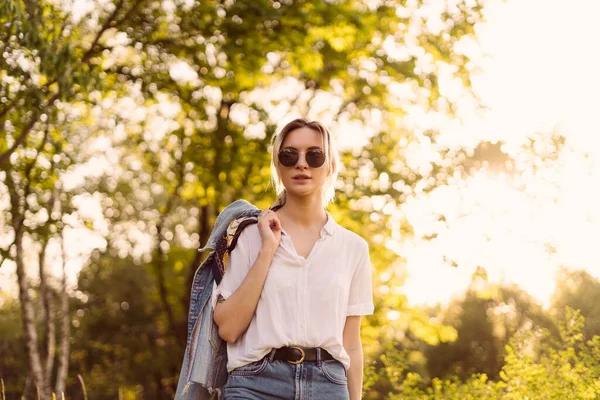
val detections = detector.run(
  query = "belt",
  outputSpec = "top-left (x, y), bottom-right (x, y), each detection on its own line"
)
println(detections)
top-left (272, 346), bottom-right (334, 365)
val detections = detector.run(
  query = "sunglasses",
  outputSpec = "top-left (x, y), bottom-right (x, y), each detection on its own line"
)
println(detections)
top-left (278, 148), bottom-right (326, 168)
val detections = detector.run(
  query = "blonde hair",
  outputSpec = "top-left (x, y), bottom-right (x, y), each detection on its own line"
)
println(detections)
top-left (270, 118), bottom-right (339, 208)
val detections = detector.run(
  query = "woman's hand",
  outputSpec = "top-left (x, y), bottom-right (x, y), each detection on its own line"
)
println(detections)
top-left (257, 209), bottom-right (282, 255)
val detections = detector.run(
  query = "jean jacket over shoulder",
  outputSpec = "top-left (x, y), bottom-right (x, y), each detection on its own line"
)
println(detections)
top-left (175, 198), bottom-right (284, 400)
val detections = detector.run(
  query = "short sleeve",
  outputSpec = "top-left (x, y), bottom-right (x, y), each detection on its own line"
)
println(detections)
top-left (346, 241), bottom-right (375, 316)
top-left (211, 229), bottom-right (252, 310)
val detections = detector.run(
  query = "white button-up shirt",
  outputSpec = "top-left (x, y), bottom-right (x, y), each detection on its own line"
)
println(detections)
top-left (211, 211), bottom-right (374, 372)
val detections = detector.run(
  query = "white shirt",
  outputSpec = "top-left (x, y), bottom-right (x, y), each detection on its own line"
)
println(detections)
top-left (211, 211), bottom-right (375, 372)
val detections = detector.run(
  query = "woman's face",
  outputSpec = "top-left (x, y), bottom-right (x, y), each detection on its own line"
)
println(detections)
top-left (277, 127), bottom-right (328, 199)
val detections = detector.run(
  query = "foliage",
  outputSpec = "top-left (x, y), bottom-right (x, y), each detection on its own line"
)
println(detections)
top-left (385, 308), bottom-right (600, 399)
top-left (66, 248), bottom-right (196, 399)
top-left (0, 295), bottom-right (27, 395)
top-left (423, 278), bottom-right (557, 382)
top-left (552, 267), bottom-right (600, 340)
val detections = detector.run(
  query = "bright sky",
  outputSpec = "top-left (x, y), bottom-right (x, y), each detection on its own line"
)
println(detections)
top-left (2, 0), bottom-right (600, 312)
top-left (397, 0), bottom-right (600, 307)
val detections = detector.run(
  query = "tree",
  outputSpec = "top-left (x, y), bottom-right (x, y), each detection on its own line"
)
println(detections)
top-left (2, 0), bottom-right (489, 397)
top-left (2, 126), bottom-right (77, 398)
top-left (70, 251), bottom-right (190, 399)
top-left (1, 0), bottom-right (157, 396)
top-left (423, 269), bottom-right (556, 383)
top-left (552, 268), bottom-right (600, 340)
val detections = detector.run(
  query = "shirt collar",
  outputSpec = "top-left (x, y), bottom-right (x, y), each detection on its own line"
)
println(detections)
top-left (268, 197), bottom-right (337, 237)
top-left (320, 211), bottom-right (336, 237)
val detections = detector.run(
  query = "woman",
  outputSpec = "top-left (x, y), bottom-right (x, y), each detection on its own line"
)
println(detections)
top-left (212, 118), bottom-right (374, 399)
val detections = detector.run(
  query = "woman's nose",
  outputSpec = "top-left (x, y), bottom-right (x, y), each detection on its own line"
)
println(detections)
top-left (295, 153), bottom-right (309, 168)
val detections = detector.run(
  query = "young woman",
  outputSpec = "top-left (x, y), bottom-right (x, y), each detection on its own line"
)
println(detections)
top-left (212, 118), bottom-right (374, 400)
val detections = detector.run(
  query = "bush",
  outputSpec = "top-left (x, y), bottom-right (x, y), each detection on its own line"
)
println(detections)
top-left (382, 307), bottom-right (600, 399)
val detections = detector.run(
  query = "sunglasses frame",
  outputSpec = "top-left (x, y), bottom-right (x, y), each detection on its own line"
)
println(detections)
top-left (278, 148), bottom-right (326, 168)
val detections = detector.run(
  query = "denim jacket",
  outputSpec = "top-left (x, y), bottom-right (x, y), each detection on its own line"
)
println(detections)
top-left (175, 198), bottom-right (284, 399)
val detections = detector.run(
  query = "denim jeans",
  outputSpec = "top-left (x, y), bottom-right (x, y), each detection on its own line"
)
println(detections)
top-left (223, 350), bottom-right (349, 400)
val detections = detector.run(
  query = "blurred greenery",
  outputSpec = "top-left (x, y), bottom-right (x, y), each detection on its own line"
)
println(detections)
top-left (2, 0), bottom-right (597, 399)
top-left (383, 307), bottom-right (600, 399)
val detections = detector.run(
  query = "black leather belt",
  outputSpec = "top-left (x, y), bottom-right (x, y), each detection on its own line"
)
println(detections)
top-left (272, 346), bottom-right (334, 364)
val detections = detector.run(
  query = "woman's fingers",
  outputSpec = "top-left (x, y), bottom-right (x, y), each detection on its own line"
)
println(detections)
top-left (265, 211), bottom-right (281, 231)
top-left (258, 210), bottom-right (282, 234)
top-left (269, 218), bottom-right (280, 231)
top-left (257, 210), bottom-right (282, 250)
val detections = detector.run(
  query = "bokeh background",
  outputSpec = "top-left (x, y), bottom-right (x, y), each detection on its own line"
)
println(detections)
top-left (2, 0), bottom-right (600, 398)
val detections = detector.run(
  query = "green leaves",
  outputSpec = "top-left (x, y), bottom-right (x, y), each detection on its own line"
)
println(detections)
top-left (383, 308), bottom-right (600, 399)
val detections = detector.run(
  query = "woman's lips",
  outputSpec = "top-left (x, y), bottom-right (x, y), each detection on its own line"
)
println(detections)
top-left (292, 177), bottom-right (311, 183)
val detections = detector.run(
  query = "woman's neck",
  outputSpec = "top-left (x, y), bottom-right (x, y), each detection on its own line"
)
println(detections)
top-left (278, 194), bottom-right (327, 229)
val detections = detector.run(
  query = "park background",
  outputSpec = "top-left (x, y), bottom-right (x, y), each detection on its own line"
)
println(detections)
top-left (2, 0), bottom-right (600, 398)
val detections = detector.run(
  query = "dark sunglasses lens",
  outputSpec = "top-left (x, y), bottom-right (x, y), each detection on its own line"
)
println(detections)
top-left (278, 149), bottom-right (298, 167)
top-left (306, 150), bottom-right (326, 168)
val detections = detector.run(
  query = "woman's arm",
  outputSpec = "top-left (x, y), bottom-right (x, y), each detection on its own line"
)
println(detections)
top-left (343, 315), bottom-right (364, 400)
top-left (213, 209), bottom-right (282, 343)
top-left (213, 245), bottom-right (276, 343)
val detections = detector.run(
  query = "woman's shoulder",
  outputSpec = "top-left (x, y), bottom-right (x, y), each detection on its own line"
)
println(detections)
top-left (236, 222), bottom-right (261, 247)
top-left (334, 225), bottom-right (369, 252)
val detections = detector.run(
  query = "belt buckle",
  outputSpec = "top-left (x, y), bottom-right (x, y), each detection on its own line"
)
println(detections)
top-left (287, 346), bottom-right (305, 365)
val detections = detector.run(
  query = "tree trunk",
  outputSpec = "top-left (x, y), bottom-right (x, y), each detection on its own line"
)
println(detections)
top-left (153, 221), bottom-right (178, 336)
top-left (153, 137), bottom-right (186, 338)
top-left (15, 228), bottom-right (48, 399)
top-left (55, 234), bottom-right (71, 396)
top-left (6, 145), bottom-right (50, 399)
top-left (39, 239), bottom-right (55, 396)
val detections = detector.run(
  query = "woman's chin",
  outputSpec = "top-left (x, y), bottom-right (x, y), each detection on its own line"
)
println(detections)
top-left (285, 187), bottom-right (323, 198)
top-left (287, 188), bottom-right (310, 196)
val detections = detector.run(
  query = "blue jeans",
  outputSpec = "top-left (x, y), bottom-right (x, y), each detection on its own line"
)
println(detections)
top-left (223, 351), bottom-right (349, 400)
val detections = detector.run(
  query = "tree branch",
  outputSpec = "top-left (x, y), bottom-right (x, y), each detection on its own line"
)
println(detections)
top-left (0, 112), bottom-right (39, 167)
top-left (81, 0), bottom-right (146, 64)
top-left (0, 93), bottom-right (59, 168)
top-left (81, 0), bottom-right (125, 63)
